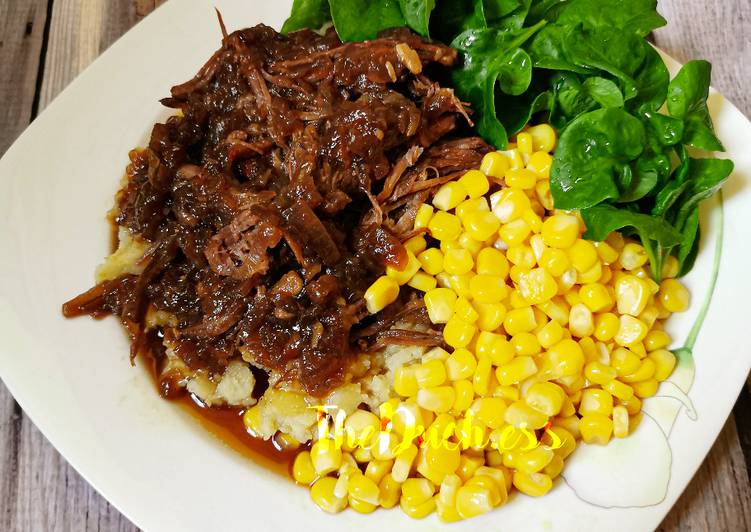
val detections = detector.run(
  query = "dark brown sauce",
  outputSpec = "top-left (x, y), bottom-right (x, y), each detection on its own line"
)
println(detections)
top-left (175, 393), bottom-right (298, 478)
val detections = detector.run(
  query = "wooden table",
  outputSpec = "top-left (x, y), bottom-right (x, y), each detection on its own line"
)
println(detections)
top-left (1, 1), bottom-right (749, 530)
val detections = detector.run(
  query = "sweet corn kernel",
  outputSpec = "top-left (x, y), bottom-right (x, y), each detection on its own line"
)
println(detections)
top-left (569, 303), bottom-right (594, 338)
top-left (447, 273), bottom-right (474, 299)
top-left (507, 245), bottom-right (536, 270)
top-left (659, 279), bottom-right (690, 312)
top-left (491, 188), bottom-right (531, 223)
top-left (567, 239), bottom-right (598, 272)
top-left (511, 332), bottom-right (542, 356)
top-left (605, 379), bottom-right (634, 401)
top-left (649, 349), bottom-right (677, 381)
top-left (620, 358), bottom-right (656, 383)
top-left (661, 255), bottom-right (680, 279)
top-left (417, 386), bottom-right (456, 413)
top-left (513, 471), bottom-right (553, 497)
top-left (418, 248), bottom-right (444, 276)
top-left (516, 132), bottom-right (534, 154)
top-left (459, 169), bottom-right (491, 199)
top-left (469, 397), bottom-right (508, 429)
top-left (310, 439), bottom-right (343, 475)
top-left (516, 445), bottom-right (554, 474)
top-left (473, 355), bottom-right (493, 396)
top-left (527, 151), bottom-right (553, 178)
top-left (619, 243), bottom-right (648, 270)
top-left (378, 474), bottom-right (401, 508)
top-left (579, 283), bottom-right (613, 313)
top-left (429, 211), bottom-right (462, 241)
top-left (539, 248), bottom-right (571, 277)
top-left (433, 181), bottom-right (468, 211)
top-left (614, 315), bottom-right (649, 346)
top-left (618, 394), bottom-right (642, 416)
top-left (535, 180), bottom-right (554, 210)
top-left (480, 152), bottom-right (510, 180)
top-left (415, 359), bottom-right (447, 388)
top-left (594, 312), bottom-right (620, 341)
top-left (469, 274), bottom-right (508, 304)
top-left (505, 168), bottom-right (537, 189)
top-left (456, 197), bottom-right (490, 220)
top-left (504, 400), bottom-right (548, 429)
top-left (464, 211), bottom-right (501, 241)
top-left (347, 472), bottom-right (381, 505)
top-left (579, 414), bottom-right (613, 444)
top-left (364, 459), bottom-right (393, 485)
top-left (584, 361), bottom-right (617, 385)
top-left (528, 124), bottom-right (557, 153)
top-left (444, 248), bottom-right (474, 275)
top-left (537, 319), bottom-right (564, 348)
top-left (476, 247), bottom-right (509, 277)
top-left (615, 275), bottom-right (651, 316)
top-left (498, 219), bottom-right (531, 247)
top-left (612, 405), bottom-right (629, 438)
top-left (404, 235), bottom-right (427, 255)
top-left (386, 250), bottom-right (421, 285)
top-left (475, 302), bottom-right (507, 331)
top-left (525, 381), bottom-right (566, 416)
top-left (496, 357), bottom-right (538, 386)
top-left (446, 348), bottom-right (477, 381)
top-left (365, 276), bottom-right (400, 314)
top-left (414, 204), bottom-right (435, 230)
top-left (541, 215), bottom-right (579, 249)
top-left (408, 271), bottom-right (437, 292)
top-left (394, 365), bottom-right (419, 397)
top-left (456, 484), bottom-right (495, 519)
top-left (504, 307), bottom-right (537, 335)
top-left (545, 339), bottom-right (585, 377)
top-left (579, 389), bottom-right (614, 417)
top-left (577, 262), bottom-right (602, 284)
top-left (424, 288), bottom-right (457, 324)
top-left (518, 268), bottom-right (558, 305)
top-left (310, 477), bottom-right (347, 514)
top-left (444, 316), bottom-right (477, 349)
top-left (611, 347), bottom-right (642, 376)
top-left (633, 378), bottom-right (659, 398)
top-left (293, 451), bottom-right (317, 485)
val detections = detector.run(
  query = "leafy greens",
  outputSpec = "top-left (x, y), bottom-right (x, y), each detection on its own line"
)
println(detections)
top-left (281, 0), bottom-right (733, 280)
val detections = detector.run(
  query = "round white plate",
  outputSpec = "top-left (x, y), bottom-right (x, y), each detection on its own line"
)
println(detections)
top-left (0, 1), bottom-right (749, 530)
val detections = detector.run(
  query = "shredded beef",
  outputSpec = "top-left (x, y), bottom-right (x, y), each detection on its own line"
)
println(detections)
top-left (63, 23), bottom-right (490, 396)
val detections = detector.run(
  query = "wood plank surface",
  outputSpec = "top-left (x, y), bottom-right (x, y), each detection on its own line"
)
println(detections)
top-left (0, 1), bottom-right (749, 531)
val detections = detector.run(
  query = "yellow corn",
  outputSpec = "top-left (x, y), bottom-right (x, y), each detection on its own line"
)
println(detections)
top-left (424, 287), bottom-right (457, 324)
top-left (619, 243), bottom-right (648, 270)
top-left (475, 302), bottom-right (507, 331)
top-left (505, 168), bottom-right (537, 190)
top-left (414, 204), bottom-right (434, 230)
top-left (415, 359), bottom-right (447, 388)
top-left (612, 405), bottom-right (629, 438)
top-left (433, 181), bottom-right (468, 211)
top-left (417, 248), bottom-right (444, 276)
top-left (567, 239), bottom-right (598, 272)
top-left (545, 339), bottom-right (585, 378)
top-left (511, 332), bottom-right (541, 356)
top-left (364, 276), bottom-right (400, 314)
top-left (408, 271), bottom-right (437, 292)
top-left (293, 451), bottom-right (317, 485)
top-left (579, 283), bottom-right (613, 312)
top-left (446, 348), bottom-right (477, 381)
top-left (513, 471), bottom-right (553, 497)
top-left (541, 215), bottom-right (579, 249)
top-left (444, 248), bottom-right (474, 275)
top-left (525, 381), bottom-right (566, 416)
top-left (527, 151), bottom-right (553, 178)
top-left (386, 250), bottom-right (421, 285)
top-left (659, 279), bottom-right (690, 312)
top-left (579, 389), bottom-right (614, 417)
top-left (495, 357), bottom-right (538, 386)
top-left (480, 152), bottom-right (510, 181)
top-left (504, 400), bottom-right (548, 429)
top-left (527, 124), bottom-right (557, 153)
top-left (516, 132), bottom-right (534, 154)
top-left (649, 349), bottom-right (677, 381)
top-left (429, 211), bottom-right (462, 241)
top-left (615, 275), bottom-right (651, 316)
top-left (605, 379), bottom-right (634, 401)
top-left (310, 477), bottom-right (347, 514)
top-left (491, 188), bottom-right (531, 223)
top-left (503, 306), bottom-right (537, 335)
top-left (378, 474), bottom-right (401, 508)
top-left (584, 361), bottom-right (617, 385)
top-left (594, 312), bottom-right (620, 341)
top-left (444, 316), bottom-right (477, 348)
top-left (470, 274), bottom-right (508, 304)
top-left (394, 365), bottom-right (418, 397)
top-left (614, 315), bottom-right (649, 346)
top-left (476, 247), bottom-right (509, 277)
top-left (579, 414), bottom-right (614, 444)
top-left (569, 303), bottom-right (594, 338)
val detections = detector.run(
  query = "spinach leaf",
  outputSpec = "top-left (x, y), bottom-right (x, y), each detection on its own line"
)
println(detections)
top-left (484, 0), bottom-right (523, 21)
top-left (399, 0), bottom-right (436, 37)
top-left (431, 0), bottom-right (487, 41)
top-left (495, 85), bottom-right (553, 137)
top-left (329, 0), bottom-right (406, 41)
top-left (493, 0), bottom-right (532, 30)
top-left (555, 0), bottom-right (666, 37)
top-left (451, 21), bottom-right (546, 147)
top-left (581, 204), bottom-right (682, 246)
top-left (549, 73), bottom-right (623, 129)
top-left (282, 0), bottom-right (332, 34)
top-left (582, 77), bottom-right (624, 108)
top-left (618, 148), bottom-right (669, 202)
top-left (676, 208), bottom-right (701, 276)
top-left (629, 44), bottom-right (669, 113)
top-left (670, 157), bottom-right (733, 229)
top-left (644, 112), bottom-right (684, 147)
top-left (550, 108), bottom-right (645, 209)
top-left (667, 60), bottom-right (725, 151)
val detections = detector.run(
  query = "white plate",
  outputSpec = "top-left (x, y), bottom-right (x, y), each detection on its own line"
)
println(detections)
top-left (0, 1), bottom-right (749, 530)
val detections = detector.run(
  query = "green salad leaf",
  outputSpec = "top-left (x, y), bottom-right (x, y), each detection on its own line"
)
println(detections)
top-left (329, 0), bottom-right (406, 41)
top-left (399, 0), bottom-right (436, 36)
top-left (280, 0), bottom-right (732, 280)
top-left (281, 0), bottom-right (332, 34)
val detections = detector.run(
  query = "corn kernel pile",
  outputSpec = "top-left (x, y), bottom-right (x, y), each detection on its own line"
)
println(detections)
top-left (294, 124), bottom-right (691, 521)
